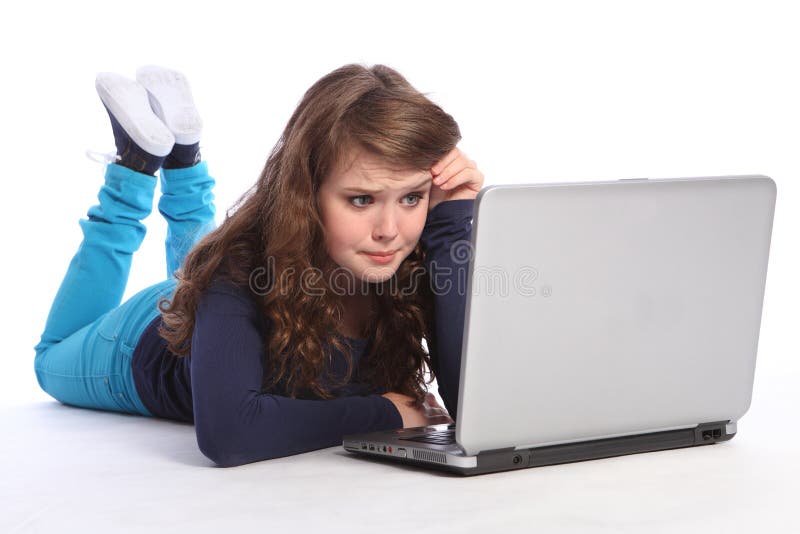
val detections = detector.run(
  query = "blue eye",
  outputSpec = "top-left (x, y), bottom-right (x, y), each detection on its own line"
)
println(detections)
top-left (403, 194), bottom-right (422, 206)
top-left (349, 195), bottom-right (371, 207)
top-left (348, 193), bottom-right (424, 208)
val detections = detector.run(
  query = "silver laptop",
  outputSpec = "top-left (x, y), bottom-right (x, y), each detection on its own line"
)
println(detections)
top-left (343, 175), bottom-right (776, 476)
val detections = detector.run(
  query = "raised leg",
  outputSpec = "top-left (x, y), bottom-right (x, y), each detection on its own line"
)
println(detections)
top-left (134, 65), bottom-right (214, 275)
top-left (159, 161), bottom-right (217, 277)
top-left (35, 164), bottom-right (156, 353)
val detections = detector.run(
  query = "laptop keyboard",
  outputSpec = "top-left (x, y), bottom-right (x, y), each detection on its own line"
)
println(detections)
top-left (400, 424), bottom-right (457, 445)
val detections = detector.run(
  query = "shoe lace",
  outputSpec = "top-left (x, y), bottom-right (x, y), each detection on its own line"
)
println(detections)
top-left (85, 149), bottom-right (120, 165)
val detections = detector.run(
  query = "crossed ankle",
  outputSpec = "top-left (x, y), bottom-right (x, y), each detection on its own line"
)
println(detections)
top-left (162, 142), bottom-right (201, 169)
top-left (115, 139), bottom-right (166, 176)
top-left (104, 105), bottom-right (166, 175)
top-left (117, 151), bottom-right (164, 176)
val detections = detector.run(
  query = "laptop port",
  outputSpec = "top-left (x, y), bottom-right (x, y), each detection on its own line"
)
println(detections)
top-left (369, 444), bottom-right (375, 451)
top-left (697, 422), bottom-right (728, 443)
top-left (361, 443), bottom-right (367, 450)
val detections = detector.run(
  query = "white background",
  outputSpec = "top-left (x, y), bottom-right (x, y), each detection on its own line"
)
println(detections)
top-left (1, 0), bottom-right (798, 529)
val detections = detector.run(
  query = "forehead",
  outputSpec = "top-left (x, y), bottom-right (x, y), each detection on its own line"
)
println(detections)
top-left (327, 146), bottom-right (430, 187)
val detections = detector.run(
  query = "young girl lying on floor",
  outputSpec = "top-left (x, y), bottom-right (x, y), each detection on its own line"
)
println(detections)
top-left (34, 63), bottom-right (484, 467)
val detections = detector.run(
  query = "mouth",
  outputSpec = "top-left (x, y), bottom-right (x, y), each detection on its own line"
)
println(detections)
top-left (362, 250), bottom-right (397, 264)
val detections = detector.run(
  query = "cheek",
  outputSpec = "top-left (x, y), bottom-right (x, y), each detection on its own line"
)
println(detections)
top-left (380, 208), bottom-right (425, 242)
top-left (324, 212), bottom-right (364, 249)
top-left (406, 210), bottom-right (428, 238)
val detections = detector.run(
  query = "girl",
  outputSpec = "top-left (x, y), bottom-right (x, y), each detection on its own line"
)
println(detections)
top-left (34, 63), bottom-right (484, 467)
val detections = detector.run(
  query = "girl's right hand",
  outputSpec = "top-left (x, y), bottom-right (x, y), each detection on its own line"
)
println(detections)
top-left (381, 392), bottom-right (454, 429)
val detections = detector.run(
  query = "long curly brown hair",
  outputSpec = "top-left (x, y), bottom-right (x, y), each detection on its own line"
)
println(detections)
top-left (158, 63), bottom-right (461, 406)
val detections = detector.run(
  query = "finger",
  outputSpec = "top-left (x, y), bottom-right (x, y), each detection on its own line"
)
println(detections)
top-left (425, 405), bottom-right (451, 420)
top-left (424, 393), bottom-right (445, 409)
top-left (423, 405), bottom-right (448, 417)
top-left (438, 167), bottom-right (479, 191)
top-left (434, 153), bottom-right (476, 187)
top-left (432, 153), bottom-right (466, 185)
top-left (431, 147), bottom-right (461, 178)
top-left (427, 415), bottom-right (454, 425)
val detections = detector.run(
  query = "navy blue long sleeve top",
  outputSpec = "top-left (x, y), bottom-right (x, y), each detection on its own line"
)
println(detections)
top-left (131, 198), bottom-right (474, 467)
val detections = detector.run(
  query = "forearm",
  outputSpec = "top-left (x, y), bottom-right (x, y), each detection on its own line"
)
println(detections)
top-left (193, 390), bottom-right (401, 467)
top-left (420, 199), bottom-right (475, 420)
top-left (190, 281), bottom-right (403, 467)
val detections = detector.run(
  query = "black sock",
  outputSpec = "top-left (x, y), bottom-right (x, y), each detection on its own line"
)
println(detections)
top-left (162, 142), bottom-right (201, 169)
top-left (103, 104), bottom-right (166, 176)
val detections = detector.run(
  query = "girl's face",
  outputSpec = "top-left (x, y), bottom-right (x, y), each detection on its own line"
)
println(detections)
top-left (317, 147), bottom-right (432, 288)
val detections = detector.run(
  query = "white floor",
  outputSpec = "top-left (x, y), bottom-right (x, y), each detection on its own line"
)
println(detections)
top-left (4, 3), bottom-right (799, 531)
top-left (3, 394), bottom-right (798, 534)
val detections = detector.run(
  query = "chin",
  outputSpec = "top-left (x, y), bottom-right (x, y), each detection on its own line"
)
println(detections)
top-left (356, 265), bottom-right (397, 284)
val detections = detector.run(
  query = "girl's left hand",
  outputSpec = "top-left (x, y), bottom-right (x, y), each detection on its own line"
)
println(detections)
top-left (422, 392), bottom-right (453, 425)
top-left (428, 147), bottom-right (485, 212)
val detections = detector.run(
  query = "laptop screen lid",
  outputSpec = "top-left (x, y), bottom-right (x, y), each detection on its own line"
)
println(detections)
top-left (455, 175), bottom-right (775, 457)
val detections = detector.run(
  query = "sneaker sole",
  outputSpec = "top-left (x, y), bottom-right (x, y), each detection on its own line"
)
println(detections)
top-left (136, 66), bottom-right (203, 145)
top-left (95, 72), bottom-right (175, 157)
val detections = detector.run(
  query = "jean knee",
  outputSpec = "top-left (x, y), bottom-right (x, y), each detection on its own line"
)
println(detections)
top-left (32, 346), bottom-right (69, 404)
top-left (33, 350), bottom-right (49, 396)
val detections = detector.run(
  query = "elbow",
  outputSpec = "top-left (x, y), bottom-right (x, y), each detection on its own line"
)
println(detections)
top-left (195, 420), bottom-right (282, 468)
top-left (198, 442), bottom-right (245, 468)
top-left (196, 430), bottom-right (243, 467)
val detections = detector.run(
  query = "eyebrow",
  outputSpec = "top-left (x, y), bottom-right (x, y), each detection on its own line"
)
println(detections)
top-left (342, 177), bottom-right (432, 195)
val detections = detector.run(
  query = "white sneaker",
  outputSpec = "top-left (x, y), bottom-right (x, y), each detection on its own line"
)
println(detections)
top-left (95, 72), bottom-right (175, 157)
top-left (136, 65), bottom-right (203, 145)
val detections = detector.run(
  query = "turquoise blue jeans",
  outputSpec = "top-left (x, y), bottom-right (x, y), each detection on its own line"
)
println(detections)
top-left (33, 161), bottom-right (216, 415)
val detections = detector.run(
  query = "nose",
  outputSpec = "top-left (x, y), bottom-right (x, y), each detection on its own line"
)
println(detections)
top-left (372, 205), bottom-right (399, 241)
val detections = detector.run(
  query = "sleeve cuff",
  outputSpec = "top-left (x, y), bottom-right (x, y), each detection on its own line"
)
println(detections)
top-left (427, 198), bottom-right (475, 223)
top-left (374, 395), bottom-right (404, 430)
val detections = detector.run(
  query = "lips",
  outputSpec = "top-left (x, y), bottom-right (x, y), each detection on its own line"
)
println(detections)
top-left (362, 250), bottom-right (397, 264)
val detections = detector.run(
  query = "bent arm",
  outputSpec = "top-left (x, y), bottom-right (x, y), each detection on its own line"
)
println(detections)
top-left (419, 199), bottom-right (475, 421)
top-left (191, 282), bottom-right (402, 467)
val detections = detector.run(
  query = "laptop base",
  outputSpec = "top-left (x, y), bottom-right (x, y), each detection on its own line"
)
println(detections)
top-left (343, 421), bottom-right (734, 476)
